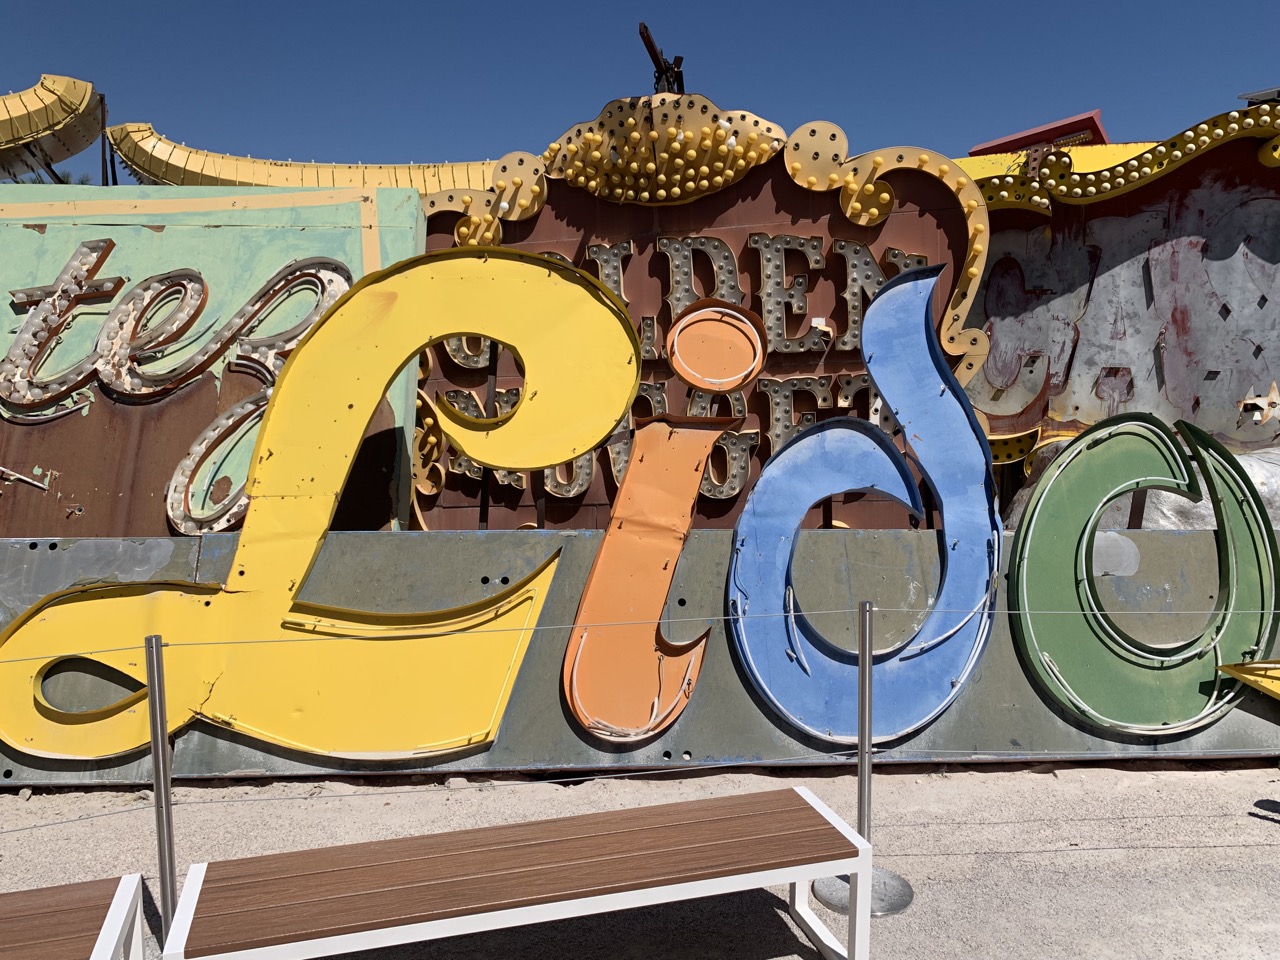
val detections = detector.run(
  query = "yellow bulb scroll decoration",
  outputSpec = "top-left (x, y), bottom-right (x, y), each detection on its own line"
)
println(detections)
top-left (0, 249), bottom-right (640, 760)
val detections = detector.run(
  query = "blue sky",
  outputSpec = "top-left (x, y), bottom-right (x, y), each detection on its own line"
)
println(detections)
top-left (4, 1), bottom-right (1278, 181)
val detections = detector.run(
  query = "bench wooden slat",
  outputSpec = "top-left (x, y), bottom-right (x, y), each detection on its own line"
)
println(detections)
top-left (1, 877), bottom-right (120, 957)
top-left (1, 876), bottom-right (138, 960)
top-left (9, 935), bottom-right (103, 960)
top-left (194, 804), bottom-right (819, 917)
top-left (190, 828), bottom-right (846, 956)
top-left (191, 820), bottom-right (840, 938)
top-left (200, 788), bottom-right (799, 887)
top-left (182, 789), bottom-right (859, 958)
top-left (9, 912), bottom-right (115, 949)
top-left (0, 876), bottom-right (120, 925)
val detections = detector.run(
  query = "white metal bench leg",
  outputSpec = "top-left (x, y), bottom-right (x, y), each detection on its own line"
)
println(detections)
top-left (91, 874), bottom-right (145, 960)
top-left (786, 863), bottom-right (871, 960)
top-left (785, 788), bottom-right (871, 960)
top-left (848, 862), bottom-right (872, 960)
top-left (788, 863), bottom-right (868, 960)
top-left (125, 897), bottom-right (145, 960)
top-left (789, 879), bottom-right (847, 960)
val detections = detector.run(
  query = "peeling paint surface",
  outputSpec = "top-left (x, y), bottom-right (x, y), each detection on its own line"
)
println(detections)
top-left (0, 537), bottom-right (190, 623)
top-left (968, 148), bottom-right (1280, 449)
top-left (3, 98), bottom-right (1280, 781)
top-left (0, 186), bottom-right (424, 536)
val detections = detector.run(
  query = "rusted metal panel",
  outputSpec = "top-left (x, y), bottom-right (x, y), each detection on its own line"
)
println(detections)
top-left (967, 139), bottom-right (1280, 453)
top-left (0, 378), bottom-right (401, 537)
top-left (421, 160), bottom-right (964, 532)
top-left (0, 378), bottom-right (222, 537)
top-left (0, 185), bottom-right (424, 539)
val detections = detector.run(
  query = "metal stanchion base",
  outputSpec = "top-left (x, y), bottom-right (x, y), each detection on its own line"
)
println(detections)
top-left (812, 867), bottom-right (914, 917)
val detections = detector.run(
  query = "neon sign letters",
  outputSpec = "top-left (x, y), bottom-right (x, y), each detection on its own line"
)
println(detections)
top-left (0, 250), bottom-right (1275, 763)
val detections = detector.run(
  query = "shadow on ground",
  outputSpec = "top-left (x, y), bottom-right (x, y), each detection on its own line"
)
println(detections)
top-left (339, 889), bottom-right (825, 960)
top-left (1251, 797), bottom-right (1280, 825)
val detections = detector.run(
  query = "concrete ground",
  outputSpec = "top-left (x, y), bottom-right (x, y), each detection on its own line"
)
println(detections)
top-left (3, 761), bottom-right (1279, 959)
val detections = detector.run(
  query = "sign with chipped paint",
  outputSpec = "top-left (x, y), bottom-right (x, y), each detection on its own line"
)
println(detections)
top-left (1, 84), bottom-right (1280, 783)
top-left (0, 186), bottom-right (424, 537)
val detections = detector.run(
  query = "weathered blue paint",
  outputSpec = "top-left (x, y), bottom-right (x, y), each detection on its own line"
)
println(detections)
top-left (727, 268), bottom-right (1001, 742)
top-left (868, 267), bottom-right (1001, 667)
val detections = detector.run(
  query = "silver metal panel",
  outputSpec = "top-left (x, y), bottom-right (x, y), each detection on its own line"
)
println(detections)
top-left (0, 537), bottom-right (199, 624)
top-left (1, 530), bottom-right (1278, 784)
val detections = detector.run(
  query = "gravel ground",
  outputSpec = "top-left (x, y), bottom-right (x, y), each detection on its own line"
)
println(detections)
top-left (3, 761), bottom-right (1279, 959)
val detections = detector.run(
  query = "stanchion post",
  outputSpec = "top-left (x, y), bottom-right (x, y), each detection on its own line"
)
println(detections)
top-left (813, 600), bottom-right (914, 917)
top-left (145, 634), bottom-right (178, 938)
top-left (857, 600), bottom-right (873, 842)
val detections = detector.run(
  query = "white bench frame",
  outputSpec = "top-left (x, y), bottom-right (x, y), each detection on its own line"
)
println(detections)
top-left (94, 874), bottom-right (146, 960)
top-left (163, 786), bottom-right (870, 960)
top-left (3, 873), bottom-right (143, 960)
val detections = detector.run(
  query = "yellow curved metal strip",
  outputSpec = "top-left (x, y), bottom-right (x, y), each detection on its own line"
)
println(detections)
top-left (234, 247), bottom-right (640, 594)
top-left (0, 248), bottom-right (641, 760)
top-left (4, 568), bottom-right (553, 759)
top-left (1218, 662), bottom-right (1280, 703)
top-left (958, 143), bottom-right (1158, 182)
top-left (107, 122), bottom-right (494, 194)
top-left (0, 75), bottom-right (101, 182)
top-left (781, 122), bottom-right (992, 385)
top-left (968, 104), bottom-right (1279, 214)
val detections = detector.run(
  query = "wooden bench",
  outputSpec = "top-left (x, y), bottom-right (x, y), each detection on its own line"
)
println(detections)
top-left (3, 874), bottom-right (144, 960)
top-left (162, 786), bottom-right (869, 960)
